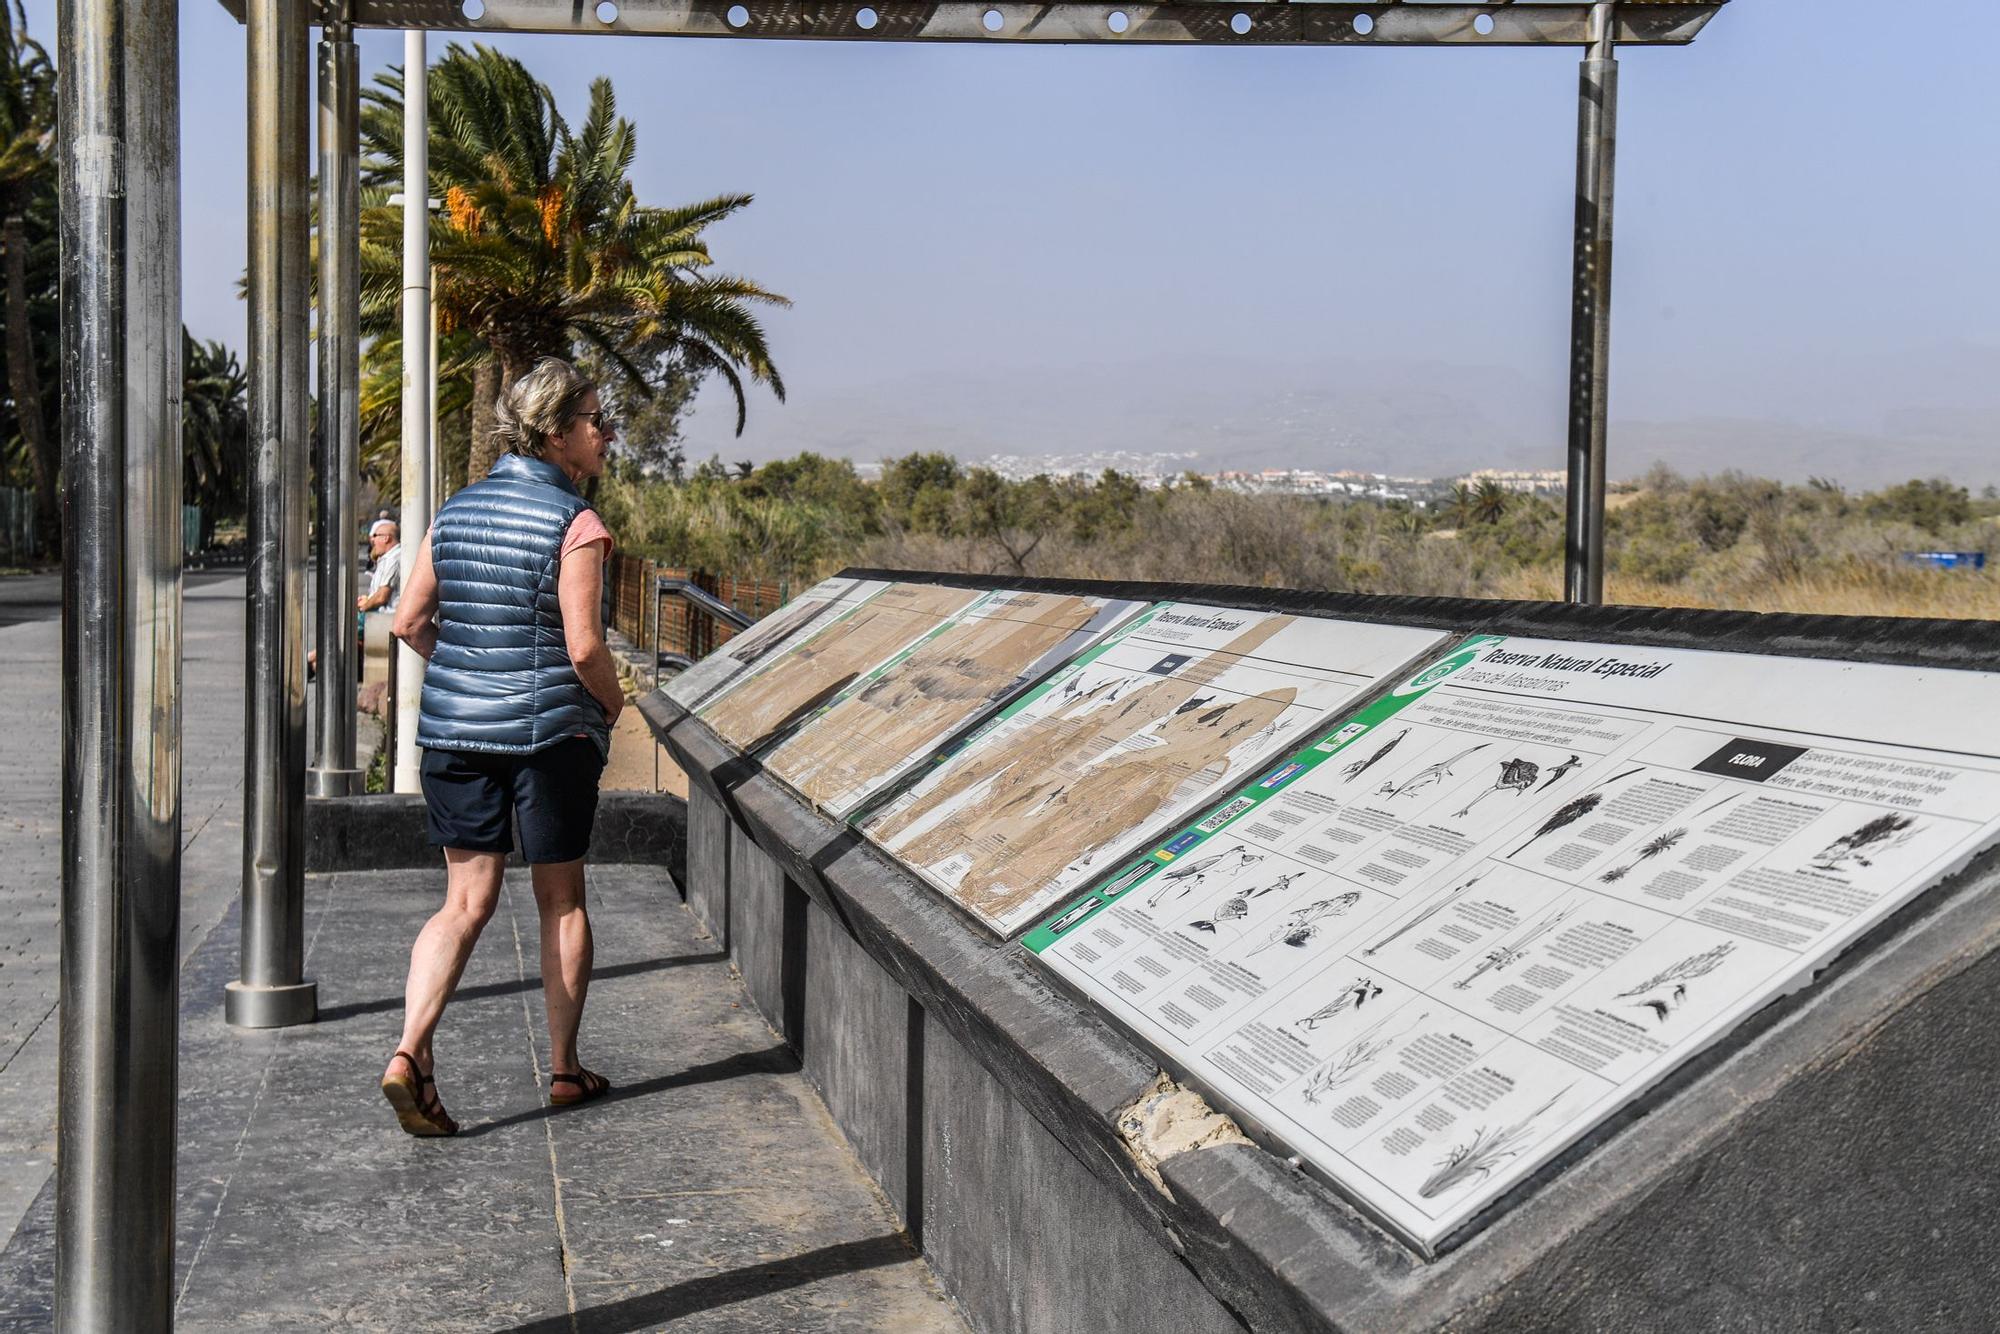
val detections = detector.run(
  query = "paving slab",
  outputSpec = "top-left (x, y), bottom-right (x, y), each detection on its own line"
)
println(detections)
top-left (0, 863), bottom-right (963, 1333)
top-left (0, 573), bottom-right (252, 1245)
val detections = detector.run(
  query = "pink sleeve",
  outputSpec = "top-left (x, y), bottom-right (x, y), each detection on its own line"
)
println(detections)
top-left (559, 508), bottom-right (614, 560)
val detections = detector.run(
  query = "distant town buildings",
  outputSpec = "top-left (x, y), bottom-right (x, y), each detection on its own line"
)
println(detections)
top-left (1462, 468), bottom-right (1568, 495)
top-left (860, 451), bottom-right (1572, 506)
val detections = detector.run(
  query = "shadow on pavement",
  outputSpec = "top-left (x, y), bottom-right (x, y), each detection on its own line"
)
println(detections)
top-left (315, 950), bottom-right (728, 1024)
top-left (490, 1232), bottom-right (922, 1334)
top-left (456, 1042), bottom-right (802, 1139)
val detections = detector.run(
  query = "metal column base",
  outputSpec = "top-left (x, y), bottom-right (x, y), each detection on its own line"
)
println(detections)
top-left (305, 766), bottom-right (362, 797)
top-left (224, 979), bottom-right (319, 1028)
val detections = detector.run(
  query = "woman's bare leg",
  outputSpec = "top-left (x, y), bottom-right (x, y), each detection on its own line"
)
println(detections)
top-left (530, 857), bottom-right (593, 1075)
top-left (385, 847), bottom-right (506, 1078)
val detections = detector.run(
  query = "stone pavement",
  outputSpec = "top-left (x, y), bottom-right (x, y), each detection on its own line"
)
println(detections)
top-left (0, 573), bottom-right (960, 1330)
top-left (0, 866), bottom-right (961, 1331)
top-left (0, 572), bottom-right (253, 1244)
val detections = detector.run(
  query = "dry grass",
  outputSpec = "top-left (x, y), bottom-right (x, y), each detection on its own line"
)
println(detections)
top-left (1488, 565), bottom-right (2000, 620)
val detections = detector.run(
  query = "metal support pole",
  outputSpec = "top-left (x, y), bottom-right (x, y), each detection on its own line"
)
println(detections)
top-left (393, 29), bottom-right (432, 794)
top-left (308, 14), bottom-right (362, 798)
top-left (230, 0), bottom-right (318, 1028)
top-left (54, 0), bottom-right (182, 1315)
top-left (1563, 1), bottom-right (1618, 604)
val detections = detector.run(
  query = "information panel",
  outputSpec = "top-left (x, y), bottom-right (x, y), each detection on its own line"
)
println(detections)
top-left (760, 590), bottom-right (1146, 819)
top-left (1027, 636), bottom-right (2000, 1254)
top-left (663, 576), bottom-right (890, 711)
top-left (859, 606), bottom-right (1445, 935)
top-left (697, 582), bottom-right (985, 751)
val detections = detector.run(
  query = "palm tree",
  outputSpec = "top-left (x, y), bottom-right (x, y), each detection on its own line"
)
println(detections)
top-left (0, 0), bottom-right (55, 556)
top-left (1471, 478), bottom-right (1510, 524)
top-left (181, 331), bottom-right (249, 550)
top-left (358, 45), bottom-right (788, 487)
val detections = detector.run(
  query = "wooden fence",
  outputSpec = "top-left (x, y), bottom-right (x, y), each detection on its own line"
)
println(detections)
top-left (607, 551), bottom-right (791, 667)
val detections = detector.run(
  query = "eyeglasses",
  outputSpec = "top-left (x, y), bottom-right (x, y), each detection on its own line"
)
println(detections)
top-left (577, 410), bottom-right (617, 434)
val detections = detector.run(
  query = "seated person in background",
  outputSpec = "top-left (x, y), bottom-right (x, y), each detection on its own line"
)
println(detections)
top-left (310, 518), bottom-right (402, 682)
top-left (360, 518), bottom-right (402, 618)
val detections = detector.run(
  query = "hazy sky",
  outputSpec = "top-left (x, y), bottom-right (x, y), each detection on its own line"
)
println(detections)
top-left (29, 0), bottom-right (2000, 476)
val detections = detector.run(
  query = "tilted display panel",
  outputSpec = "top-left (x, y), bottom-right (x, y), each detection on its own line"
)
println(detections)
top-left (858, 603), bottom-right (1446, 935)
top-left (1028, 635), bottom-right (2000, 1254)
top-left (760, 590), bottom-right (1147, 819)
top-left (695, 581), bottom-right (985, 752)
top-left (662, 576), bottom-right (890, 712)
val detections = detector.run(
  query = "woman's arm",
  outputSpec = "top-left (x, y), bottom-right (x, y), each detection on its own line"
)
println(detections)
top-left (557, 541), bottom-right (623, 725)
top-left (390, 533), bottom-right (440, 660)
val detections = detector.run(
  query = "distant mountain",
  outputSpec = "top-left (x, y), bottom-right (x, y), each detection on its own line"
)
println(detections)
top-left (687, 353), bottom-right (1998, 487)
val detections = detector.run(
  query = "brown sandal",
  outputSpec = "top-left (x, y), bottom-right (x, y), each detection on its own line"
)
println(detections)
top-left (382, 1051), bottom-right (459, 1137)
top-left (548, 1067), bottom-right (611, 1108)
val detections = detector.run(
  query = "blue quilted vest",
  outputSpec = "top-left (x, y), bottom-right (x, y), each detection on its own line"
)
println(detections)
top-left (416, 453), bottom-right (611, 757)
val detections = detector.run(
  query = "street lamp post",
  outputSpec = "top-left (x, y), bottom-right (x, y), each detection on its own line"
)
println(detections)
top-left (394, 30), bottom-right (433, 795)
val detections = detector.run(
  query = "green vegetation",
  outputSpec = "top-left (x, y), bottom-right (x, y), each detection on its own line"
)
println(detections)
top-left (607, 457), bottom-right (2000, 618)
top-left (0, 0), bottom-right (56, 557)
top-left (356, 44), bottom-right (787, 499)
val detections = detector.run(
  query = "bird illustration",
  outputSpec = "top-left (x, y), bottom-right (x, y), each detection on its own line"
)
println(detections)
top-left (1295, 977), bottom-right (1384, 1030)
top-left (1191, 870), bottom-right (1308, 933)
top-left (1632, 983), bottom-right (1687, 1025)
top-left (1340, 729), bottom-right (1408, 784)
top-left (1189, 897), bottom-right (1249, 933)
top-left (1379, 743), bottom-right (1489, 800)
top-left (1453, 757), bottom-right (1541, 818)
top-left (1145, 843), bottom-right (1263, 907)
top-left (1537, 755), bottom-right (1583, 791)
top-left (1249, 893), bottom-right (1362, 955)
top-left (1173, 693), bottom-right (1219, 715)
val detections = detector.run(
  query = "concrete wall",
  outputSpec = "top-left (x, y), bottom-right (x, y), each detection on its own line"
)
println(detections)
top-left (683, 787), bottom-right (731, 943)
top-left (920, 1011), bottom-right (1244, 1334)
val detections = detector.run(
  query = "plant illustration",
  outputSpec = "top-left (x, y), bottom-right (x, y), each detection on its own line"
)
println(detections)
top-left (1453, 757), bottom-right (1541, 819)
top-left (1341, 728), bottom-right (1408, 784)
top-left (1598, 826), bottom-right (1689, 883)
top-left (1294, 976), bottom-right (1385, 1031)
top-left (1506, 767), bottom-right (1644, 859)
top-left (1615, 942), bottom-right (1735, 998)
top-left (1300, 1010), bottom-right (1428, 1105)
top-left (1361, 872), bottom-right (1484, 957)
top-left (1811, 813), bottom-right (1920, 873)
top-left (1617, 942), bottom-right (1735, 1023)
top-left (1417, 1086), bottom-right (1572, 1199)
top-left (1453, 901), bottom-right (1577, 990)
top-left (1249, 893), bottom-right (1363, 955)
top-left (1378, 743), bottom-right (1490, 800)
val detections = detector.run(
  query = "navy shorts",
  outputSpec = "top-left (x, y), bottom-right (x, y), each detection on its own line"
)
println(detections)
top-left (420, 737), bottom-right (606, 864)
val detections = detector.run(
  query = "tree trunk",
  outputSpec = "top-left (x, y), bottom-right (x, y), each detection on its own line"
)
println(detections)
top-left (466, 354), bottom-right (503, 485)
top-left (4, 214), bottom-right (57, 561)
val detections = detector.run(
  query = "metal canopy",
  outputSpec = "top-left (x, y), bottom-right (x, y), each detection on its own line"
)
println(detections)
top-left (219, 0), bottom-right (1727, 46)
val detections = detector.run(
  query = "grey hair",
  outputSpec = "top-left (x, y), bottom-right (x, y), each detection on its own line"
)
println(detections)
top-left (491, 357), bottom-right (596, 458)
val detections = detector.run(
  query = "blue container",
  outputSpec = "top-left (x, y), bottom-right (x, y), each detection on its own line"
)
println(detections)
top-left (1904, 550), bottom-right (1987, 571)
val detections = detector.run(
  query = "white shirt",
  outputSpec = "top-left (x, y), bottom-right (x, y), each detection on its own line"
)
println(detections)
top-left (367, 543), bottom-right (402, 614)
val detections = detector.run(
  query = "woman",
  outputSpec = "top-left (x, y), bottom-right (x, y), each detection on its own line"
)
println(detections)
top-left (380, 358), bottom-right (623, 1136)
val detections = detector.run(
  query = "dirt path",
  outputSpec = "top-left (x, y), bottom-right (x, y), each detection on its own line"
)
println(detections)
top-left (602, 693), bottom-right (688, 796)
